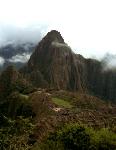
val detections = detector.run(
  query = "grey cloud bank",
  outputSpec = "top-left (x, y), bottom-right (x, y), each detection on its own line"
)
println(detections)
top-left (0, 24), bottom-right (48, 46)
top-left (0, 57), bottom-right (5, 66)
top-left (8, 53), bottom-right (31, 63)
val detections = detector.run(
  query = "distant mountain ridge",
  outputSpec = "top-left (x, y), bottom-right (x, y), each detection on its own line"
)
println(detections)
top-left (0, 43), bottom-right (36, 70)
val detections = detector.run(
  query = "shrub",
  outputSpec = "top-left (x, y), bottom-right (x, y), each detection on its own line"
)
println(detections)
top-left (39, 124), bottom-right (116, 150)
top-left (0, 117), bottom-right (36, 150)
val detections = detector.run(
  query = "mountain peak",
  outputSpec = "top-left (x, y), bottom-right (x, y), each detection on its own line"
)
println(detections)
top-left (43, 30), bottom-right (64, 43)
top-left (24, 30), bottom-right (83, 91)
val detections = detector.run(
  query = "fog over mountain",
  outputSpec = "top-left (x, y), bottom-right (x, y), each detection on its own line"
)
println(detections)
top-left (0, 24), bottom-right (47, 46)
top-left (0, 26), bottom-right (116, 71)
top-left (0, 0), bottom-right (116, 70)
top-left (0, 24), bottom-right (48, 69)
top-left (0, 42), bottom-right (35, 70)
top-left (0, 0), bottom-right (116, 57)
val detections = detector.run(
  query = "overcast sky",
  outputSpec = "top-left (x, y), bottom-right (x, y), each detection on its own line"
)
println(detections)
top-left (0, 0), bottom-right (116, 58)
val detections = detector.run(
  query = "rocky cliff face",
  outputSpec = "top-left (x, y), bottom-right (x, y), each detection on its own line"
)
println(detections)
top-left (21, 30), bottom-right (116, 103)
top-left (22, 30), bottom-right (83, 91)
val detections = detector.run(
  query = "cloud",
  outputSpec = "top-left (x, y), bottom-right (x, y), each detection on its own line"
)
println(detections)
top-left (101, 53), bottom-right (116, 70)
top-left (0, 0), bottom-right (116, 58)
top-left (8, 53), bottom-right (31, 63)
top-left (51, 41), bottom-right (71, 49)
top-left (0, 24), bottom-right (49, 46)
top-left (0, 57), bottom-right (5, 66)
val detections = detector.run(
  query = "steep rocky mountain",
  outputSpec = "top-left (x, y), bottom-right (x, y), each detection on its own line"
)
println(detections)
top-left (0, 30), bottom-right (115, 103)
top-left (21, 30), bottom-right (84, 91)
top-left (21, 30), bottom-right (116, 103)
top-left (0, 43), bottom-right (35, 71)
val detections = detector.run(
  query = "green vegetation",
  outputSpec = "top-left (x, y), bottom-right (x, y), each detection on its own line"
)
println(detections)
top-left (52, 97), bottom-right (72, 108)
top-left (38, 124), bottom-right (116, 150)
top-left (0, 116), bottom-right (36, 150)
top-left (1, 118), bottom-right (116, 150)
top-left (19, 94), bottom-right (29, 100)
top-left (0, 92), bottom-right (34, 119)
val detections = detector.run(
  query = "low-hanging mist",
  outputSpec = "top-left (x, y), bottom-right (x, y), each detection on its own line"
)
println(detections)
top-left (101, 53), bottom-right (116, 71)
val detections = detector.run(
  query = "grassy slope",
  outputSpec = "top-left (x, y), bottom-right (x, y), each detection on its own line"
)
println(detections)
top-left (52, 97), bottom-right (72, 108)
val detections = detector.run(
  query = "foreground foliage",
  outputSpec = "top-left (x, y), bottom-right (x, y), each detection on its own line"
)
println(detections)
top-left (0, 116), bottom-right (116, 150)
top-left (38, 124), bottom-right (116, 150)
top-left (0, 116), bottom-right (36, 150)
